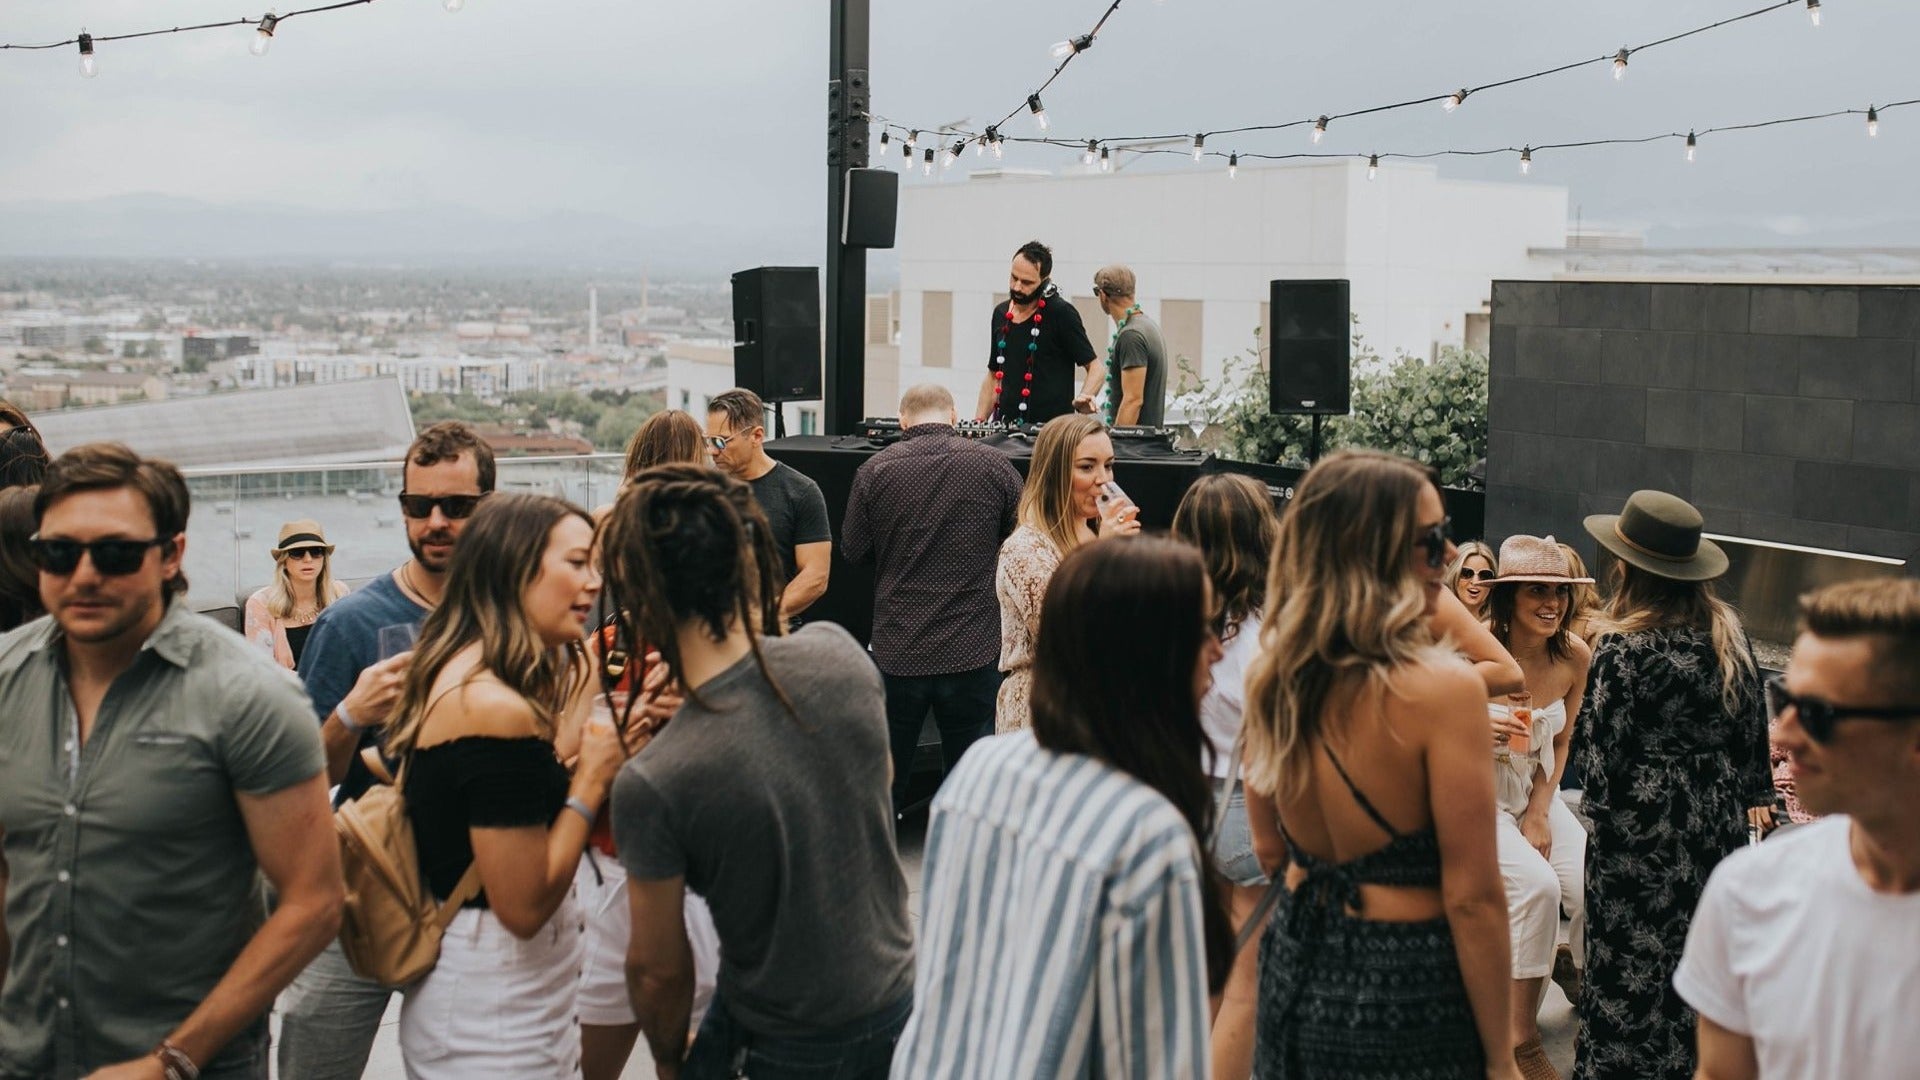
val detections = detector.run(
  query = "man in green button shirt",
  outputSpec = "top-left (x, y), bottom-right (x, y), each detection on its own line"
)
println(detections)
top-left (0, 443), bottom-right (342, 1080)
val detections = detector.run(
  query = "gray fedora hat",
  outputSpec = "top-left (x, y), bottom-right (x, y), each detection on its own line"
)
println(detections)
top-left (1583, 490), bottom-right (1727, 582)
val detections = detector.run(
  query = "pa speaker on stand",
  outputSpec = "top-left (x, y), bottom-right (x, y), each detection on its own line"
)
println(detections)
top-left (1268, 278), bottom-right (1352, 462)
top-left (732, 266), bottom-right (823, 437)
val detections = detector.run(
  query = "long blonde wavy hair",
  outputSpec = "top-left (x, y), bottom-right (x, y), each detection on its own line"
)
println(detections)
top-left (1588, 560), bottom-right (1755, 714)
top-left (1242, 450), bottom-right (1452, 799)
top-left (1017, 414), bottom-right (1108, 556)
top-left (384, 493), bottom-right (592, 759)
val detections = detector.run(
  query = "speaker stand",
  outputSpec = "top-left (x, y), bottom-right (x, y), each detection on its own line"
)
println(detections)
top-left (1309, 414), bottom-right (1324, 464)
top-left (769, 402), bottom-right (788, 440)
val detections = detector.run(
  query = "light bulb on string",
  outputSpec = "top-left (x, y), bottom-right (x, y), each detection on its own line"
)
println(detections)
top-left (1807, 0), bottom-right (1821, 27)
top-left (1612, 48), bottom-right (1629, 81)
top-left (991, 135), bottom-right (1005, 160)
top-left (1519, 147), bottom-right (1533, 175)
top-left (78, 30), bottom-right (98, 78)
top-left (1027, 94), bottom-right (1049, 131)
top-left (1049, 34), bottom-right (1093, 61)
top-left (1867, 106), bottom-right (1879, 138)
top-left (1312, 116), bottom-right (1328, 144)
top-left (878, 130), bottom-right (890, 151)
top-left (905, 130), bottom-right (918, 151)
top-left (901, 142), bottom-right (913, 162)
top-left (922, 148), bottom-right (934, 177)
top-left (1228, 152), bottom-right (1238, 179)
top-left (1685, 131), bottom-right (1697, 162)
top-left (251, 12), bottom-right (278, 57)
top-left (444, 0), bottom-right (465, 12)
top-left (1192, 134), bottom-right (1205, 162)
top-left (1443, 89), bottom-right (1467, 113)
top-left (1082, 140), bottom-right (1098, 166)
top-left (1100, 146), bottom-right (1112, 172)
top-left (1367, 154), bottom-right (1379, 181)
top-left (945, 140), bottom-right (964, 169)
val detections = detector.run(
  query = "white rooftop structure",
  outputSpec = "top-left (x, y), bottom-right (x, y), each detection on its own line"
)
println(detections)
top-left (34, 378), bottom-right (416, 469)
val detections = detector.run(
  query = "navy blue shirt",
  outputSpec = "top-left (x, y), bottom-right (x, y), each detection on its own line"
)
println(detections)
top-left (300, 571), bottom-right (427, 805)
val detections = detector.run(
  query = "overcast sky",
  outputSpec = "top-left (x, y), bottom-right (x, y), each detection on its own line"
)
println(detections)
top-left (4, 0), bottom-right (1919, 264)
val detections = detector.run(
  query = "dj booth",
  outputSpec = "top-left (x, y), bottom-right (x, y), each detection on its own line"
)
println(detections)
top-left (766, 430), bottom-right (1483, 643)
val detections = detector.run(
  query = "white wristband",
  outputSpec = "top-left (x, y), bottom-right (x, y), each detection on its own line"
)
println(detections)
top-left (335, 701), bottom-right (362, 734)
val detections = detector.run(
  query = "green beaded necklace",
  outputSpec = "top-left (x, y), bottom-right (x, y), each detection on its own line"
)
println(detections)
top-left (1103, 303), bottom-right (1142, 424)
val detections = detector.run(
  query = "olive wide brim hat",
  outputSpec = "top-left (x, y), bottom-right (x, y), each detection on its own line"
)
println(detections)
top-left (1583, 489), bottom-right (1728, 583)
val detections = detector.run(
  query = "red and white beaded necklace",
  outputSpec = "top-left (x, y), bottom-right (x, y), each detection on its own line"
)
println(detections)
top-left (991, 297), bottom-right (1045, 419)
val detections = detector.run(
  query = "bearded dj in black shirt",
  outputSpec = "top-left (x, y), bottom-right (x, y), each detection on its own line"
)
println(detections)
top-left (973, 239), bottom-right (1101, 425)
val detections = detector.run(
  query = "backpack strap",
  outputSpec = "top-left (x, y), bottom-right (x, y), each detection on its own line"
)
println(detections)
top-left (433, 862), bottom-right (485, 930)
top-left (360, 745), bottom-right (396, 786)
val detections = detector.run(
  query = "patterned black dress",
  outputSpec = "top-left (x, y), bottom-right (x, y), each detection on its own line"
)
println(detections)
top-left (1571, 627), bottom-right (1771, 1080)
top-left (1254, 747), bottom-right (1483, 1079)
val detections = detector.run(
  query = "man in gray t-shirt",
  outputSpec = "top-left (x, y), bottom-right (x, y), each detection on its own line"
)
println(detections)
top-left (1094, 263), bottom-right (1168, 427)
top-left (612, 623), bottom-right (914, 1068)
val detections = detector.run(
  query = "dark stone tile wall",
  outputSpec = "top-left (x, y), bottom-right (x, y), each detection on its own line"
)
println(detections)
top-left (1486, 281), bottom-right (1920, 565)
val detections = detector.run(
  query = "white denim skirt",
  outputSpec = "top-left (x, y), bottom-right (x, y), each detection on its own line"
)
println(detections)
top-left (399, 891), bottom-right (585, 1079)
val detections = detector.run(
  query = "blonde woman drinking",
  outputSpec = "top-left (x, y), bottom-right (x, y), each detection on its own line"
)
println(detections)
top-left (244, 519), bottom-right (350, 671)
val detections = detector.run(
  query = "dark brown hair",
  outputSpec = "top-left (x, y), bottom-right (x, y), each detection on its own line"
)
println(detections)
top-left (0, 486), bottom-right (43, 630)
top-left (0, 401), bottom-right (49, 490)
top-left (1799, 578), bottom-right (1920, 701)
top-left (406, 421), bottom-right (496, 493)
top-left (1172, 472), bottom-right (1278, 640)
top-left (1029, 536), bottom-right (1233, 994)
top-left (35, 442), bottom-right (191, 595)
top-left (1013, 239), bottom-right (1053, 278)
top-left (707, 389), bottom-right (766, 436)
top-left (622, 410), bottom-right (704, 480)
top-left (597, 463), bottom-right (792, 718)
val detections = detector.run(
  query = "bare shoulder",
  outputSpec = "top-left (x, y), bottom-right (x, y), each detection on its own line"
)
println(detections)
top-left (1388, 651), bottom-right (1488, 737)
top-left (1567, 633), bottom-right (1594, 667)
top-left (419, 674), bottom-right (539, 744)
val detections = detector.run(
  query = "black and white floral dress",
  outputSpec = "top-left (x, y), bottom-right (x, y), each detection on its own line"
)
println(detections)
top-left (1571, 626), bottom-right (1771, 1080)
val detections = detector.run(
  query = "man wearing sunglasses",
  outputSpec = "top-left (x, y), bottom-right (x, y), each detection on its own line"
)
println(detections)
top-left (277, 421), bottom-right (495, 1080)
top-left (1677, 578), bottom-right (1920, 1080)
top-left (0, 443), bottom-right (342, 1079)
top-left (706, 388), bottom-right (832, 624)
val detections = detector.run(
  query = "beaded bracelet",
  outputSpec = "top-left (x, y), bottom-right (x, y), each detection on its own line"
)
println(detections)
top-left (155, 1039), bottom-right (200, 1080)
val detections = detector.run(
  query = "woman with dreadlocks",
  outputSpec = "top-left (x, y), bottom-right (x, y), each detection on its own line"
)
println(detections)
top-left (600, 463), bottom-right (915, 1079)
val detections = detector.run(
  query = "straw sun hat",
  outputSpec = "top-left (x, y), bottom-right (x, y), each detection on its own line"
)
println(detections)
top-left (1489, 534), bottom-right (1594, 585)
top-left (272, 519), bottom-right (335, 557)
top-left (1582, 489), bottom-right (1728, 583)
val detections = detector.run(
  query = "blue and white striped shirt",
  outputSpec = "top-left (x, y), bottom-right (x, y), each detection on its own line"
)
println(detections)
top-left (892, 731), bottom-right (1210, 1079)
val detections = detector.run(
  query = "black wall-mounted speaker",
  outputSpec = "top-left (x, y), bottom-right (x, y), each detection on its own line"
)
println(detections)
top-left (1269, 279), bottom-right (1352, 415)
top-left (842, 168), bottom-right (898, 248)
top-left (732, 267), bottom-right (822, 401)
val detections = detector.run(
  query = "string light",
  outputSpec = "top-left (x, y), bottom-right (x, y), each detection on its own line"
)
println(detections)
top-left (1192, 134), bottom-right (1206, 161)
top-left (1867, 106), bottom-right (1879, 137)
top-left (1082, 140), bottom-right (1098, 166)
top-left (991, 132), bottom-right (1005, 160)
top-left (1443, 89), bottom-right (1468, 113)
top-left (77, 30), bottom-right (96, 78)
top-left (922, 148), bottom-right (934, 176)
top-left (1228, 152), bottom-right (1238, 179)
top-left (1367, 154), bottom-right (1379, 180)
top-left (1685, 131), bottom-right (1697, 161)
top-left (1100, 146), bottom-right (1112, 172)
top-left (1049, 34), bottom-right (1094, 61)
top-left (946, 139), bottom-right (965, 168)
top-left (250, 12), bottom-right (279, 57)
top-left (879, 130), bottom-right (890, 150)
top-left (905, 129), bottom-right (918, 151)
top-left (1519, 146), bottom-right (1533, 175)
top-left (901, 142), bottom-right (912, 162)
top-left (1613, 48), bottom-right (1630, 80)
top-left (443, 0), bottom-right (465, 11)
top-left (1807, 0), bottom-right (1821, 27)
top-left (1028, 94), bottom-right (1050, 131)
top-left (1312, 116), bottom-right (1328, 144)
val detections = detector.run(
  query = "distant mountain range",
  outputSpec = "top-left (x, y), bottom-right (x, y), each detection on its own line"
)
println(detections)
top-left (0, 194), bottom-right (837, 273)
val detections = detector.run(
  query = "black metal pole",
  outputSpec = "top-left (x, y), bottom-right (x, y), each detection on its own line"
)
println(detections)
top-left (825, 0), bottom-right (870, 435)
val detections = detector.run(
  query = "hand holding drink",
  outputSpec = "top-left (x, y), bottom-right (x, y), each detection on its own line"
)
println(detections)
top-left (1506, 692), bottom-right (1533, 755)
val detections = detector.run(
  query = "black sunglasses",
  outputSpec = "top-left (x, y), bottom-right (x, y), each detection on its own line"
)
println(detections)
top-left (29, 536), bottom-right (169, 576)
top-left (1765, 675), bottom-right (1920, 744)
top-left (283, 548), bottom-right (328, 561)
top-left (1416, 517), bottom-right (1453, 570)
top-left (397, 492), bottom-right (488, 520)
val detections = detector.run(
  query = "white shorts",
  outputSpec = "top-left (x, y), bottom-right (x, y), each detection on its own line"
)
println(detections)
top-left (400, 893), bottom-right (584, 1079)
top-left (575, 854), bottom-right (721, 1029)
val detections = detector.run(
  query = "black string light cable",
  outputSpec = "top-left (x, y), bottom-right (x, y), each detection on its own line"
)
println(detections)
top-left (0, 0), bottom-right (470, 75)
top-left (874, 0), bottom-right (1812, 159)
top-left (993, 0), bottom-right (1125, 136)
top-left (1012, 97), bottom-right (1920, 178)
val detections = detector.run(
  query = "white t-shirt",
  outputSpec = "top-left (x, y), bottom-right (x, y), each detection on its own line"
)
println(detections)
top-left (1199, 614), bottom-right (1261, 780)
top-left (1674, 815), bottom-right (1920, 1079)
